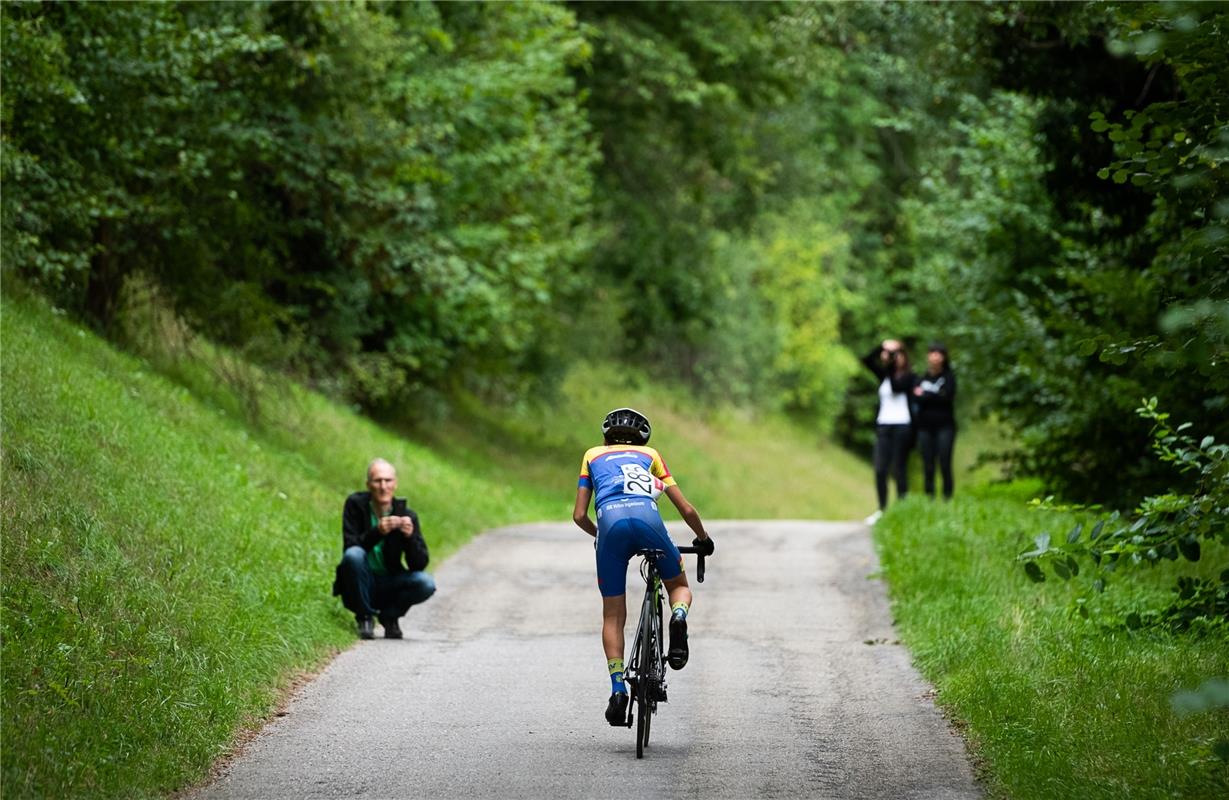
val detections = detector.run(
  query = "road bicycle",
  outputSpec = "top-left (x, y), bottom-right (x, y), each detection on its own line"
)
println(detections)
top-left (621, 544), bottom-right (708, 759)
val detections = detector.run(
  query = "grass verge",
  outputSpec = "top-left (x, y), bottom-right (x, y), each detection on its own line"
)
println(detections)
top-left (875, 494), bottom-right (1229, 799)
top-left (2, 289), bottom-right (873, 798)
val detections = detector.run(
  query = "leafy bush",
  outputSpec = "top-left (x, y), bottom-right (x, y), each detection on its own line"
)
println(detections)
top-left (935, 2), bottom-right (1229, 505)
top-left (1019, 398), bottom-right (1229, 631)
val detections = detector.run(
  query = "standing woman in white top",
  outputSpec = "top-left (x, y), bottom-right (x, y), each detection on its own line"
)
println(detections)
top-left (860, 339), bottom-right (917, 522)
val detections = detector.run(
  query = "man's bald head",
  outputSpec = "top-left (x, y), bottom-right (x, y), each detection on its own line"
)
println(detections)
top-left (366, 459), bottom-right (398, 507)
top-left (367, 458), bottom-right (396, 481)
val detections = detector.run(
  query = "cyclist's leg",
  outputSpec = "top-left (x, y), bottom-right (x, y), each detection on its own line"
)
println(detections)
top-left (662, 572), bottom-right (691, 611)
top-left (602, 592), bottom-right (630, 724)
top-left (627, 511), bottom-right (692, 669)
top-left (596, 514), bottom-right (635, 723)
top-left (631, 514), bottom-right (686, 606)
top-left (662, 571), bottom-right (692, 669)
top-left (595, 515), bottom-right (634, 608)
top-left (602, 594), bottom-right (627, 661)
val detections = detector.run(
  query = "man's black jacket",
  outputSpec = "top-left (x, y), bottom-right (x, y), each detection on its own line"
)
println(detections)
top-left (332, 492), bottom-right (430, 595)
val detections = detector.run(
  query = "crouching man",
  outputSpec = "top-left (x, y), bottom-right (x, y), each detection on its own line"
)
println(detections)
top-left (333, 458), bottom-right (435, 639)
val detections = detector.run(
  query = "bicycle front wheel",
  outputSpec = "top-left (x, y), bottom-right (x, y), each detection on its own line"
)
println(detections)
top-left (635, 677), bottom-right (648, 758)
top-left (635, 585), bottom-right (657, 758)
top-left (643, 631), bottom-right (656, 748)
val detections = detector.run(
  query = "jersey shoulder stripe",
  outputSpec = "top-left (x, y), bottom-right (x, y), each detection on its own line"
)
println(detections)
top-left (577, 445), bottom-right (677, 502)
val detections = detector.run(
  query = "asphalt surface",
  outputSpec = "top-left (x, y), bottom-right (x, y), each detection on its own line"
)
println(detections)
top-left (191, 521), bottom-right (981, 800)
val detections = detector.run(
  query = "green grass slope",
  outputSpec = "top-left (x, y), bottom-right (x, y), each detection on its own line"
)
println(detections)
top-left (0, 295), bottom-right (561, 799)
top-left (1, 290), bottom-right (873, 799)
top-left (875, 495), bottom-right (1229, 799)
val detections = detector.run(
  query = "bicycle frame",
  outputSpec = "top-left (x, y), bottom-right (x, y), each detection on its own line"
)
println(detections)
top-left (625, 553), bottom-right (665, 700)
top-left (622, 545), bottom-right (707, 758)
top-left (623, 551), bottom-right (666, 757)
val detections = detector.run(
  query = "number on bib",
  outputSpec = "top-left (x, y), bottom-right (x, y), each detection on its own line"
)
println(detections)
top-left (620, 463), bottom-right (663, 498)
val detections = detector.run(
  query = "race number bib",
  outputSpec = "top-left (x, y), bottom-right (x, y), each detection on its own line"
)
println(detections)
top-left (620, 463), bottom-right (664, 498)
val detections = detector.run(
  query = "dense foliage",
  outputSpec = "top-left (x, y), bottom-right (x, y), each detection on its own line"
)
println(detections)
top-left (1020, 398), bottom-right (1229, 631)
top-left (3, 0), bottom-right (1226, 503)
top-left (2, 1), bottom-right (597, 405)
top-left (935, 1), bottom-right (1229, 506)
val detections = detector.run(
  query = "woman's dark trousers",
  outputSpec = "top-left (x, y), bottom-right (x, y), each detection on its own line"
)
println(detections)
top-left (873, 424), bottom-right (913, 510)
top-left (917, 426), bottom-right (956, 499)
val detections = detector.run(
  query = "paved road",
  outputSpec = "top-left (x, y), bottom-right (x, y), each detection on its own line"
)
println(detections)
top-left (191, 521), bottom-right (980, 800)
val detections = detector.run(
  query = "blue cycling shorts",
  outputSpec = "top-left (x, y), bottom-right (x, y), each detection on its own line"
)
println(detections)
top-left (594, 498), bottom-right (683, 597)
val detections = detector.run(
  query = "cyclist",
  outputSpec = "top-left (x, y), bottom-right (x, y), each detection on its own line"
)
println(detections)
top-left (571, 407), bottom-right (715, 726)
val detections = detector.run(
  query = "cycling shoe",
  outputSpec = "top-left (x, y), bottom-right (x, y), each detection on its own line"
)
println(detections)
top-left (605, 691), bottom-right (629, 726)
top-left (668, 615), bottom-right (689, 669)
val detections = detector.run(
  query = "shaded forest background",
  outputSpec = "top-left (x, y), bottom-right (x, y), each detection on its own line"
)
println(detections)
top-left (3, 0), bottom-right (1226, 508)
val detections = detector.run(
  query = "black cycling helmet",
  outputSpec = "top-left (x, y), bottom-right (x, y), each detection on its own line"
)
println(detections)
top-left (602, 407), bottom-right (652, 445)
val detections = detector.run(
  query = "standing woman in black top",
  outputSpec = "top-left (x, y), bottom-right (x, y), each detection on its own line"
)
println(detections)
top-left (861, 339), bottom-right (916, 522)
top-left (912, 342), bottom-right (957, 499)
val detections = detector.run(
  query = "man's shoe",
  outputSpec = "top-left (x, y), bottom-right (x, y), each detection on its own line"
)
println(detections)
top-left (668, 614), bottom-right (689, 669)
top-left (357, 617), bottom-right (375, 640)
top-left (863, 509), bottom-right (883, 525)
top-left (605, 692), bottom-right (629, 726)
top-left (380, 615), bottom-right (403, 639)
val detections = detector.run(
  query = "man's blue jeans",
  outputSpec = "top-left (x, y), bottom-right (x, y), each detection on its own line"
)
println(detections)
top-left (337, 545), bottom-right (436, 621)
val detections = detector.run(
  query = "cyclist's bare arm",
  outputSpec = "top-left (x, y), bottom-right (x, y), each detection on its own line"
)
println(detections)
top-left (664, 485), bottom-right (709, 540)
top-left (573, 486), bottom-right (597, 537)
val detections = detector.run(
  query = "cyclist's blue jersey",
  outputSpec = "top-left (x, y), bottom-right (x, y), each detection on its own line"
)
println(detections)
top-left (578, 445), bottom-right (676, 511)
